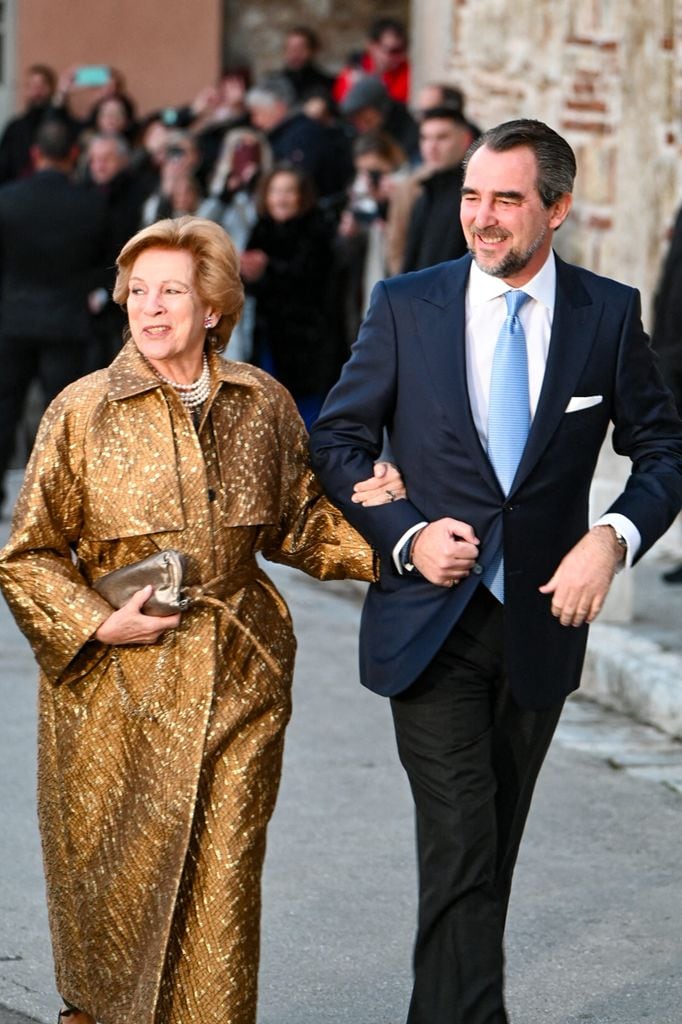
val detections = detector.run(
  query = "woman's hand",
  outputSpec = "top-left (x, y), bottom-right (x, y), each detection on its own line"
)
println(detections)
top-left (352, 461), bottom-right (407, 506)
top-left (94, 585), bottom-right (181, 645)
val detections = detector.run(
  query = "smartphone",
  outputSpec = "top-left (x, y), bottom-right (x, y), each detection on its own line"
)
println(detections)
top-left (73, 65), bottom-right (111, 88)
top-left (231, 141), bottom-right (261, 178)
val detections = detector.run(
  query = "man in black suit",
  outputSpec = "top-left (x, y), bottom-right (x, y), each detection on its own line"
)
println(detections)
top-left (0, 119), bottom-right (108, 513)
top-left (309, 120), bottom-right (682, 1024)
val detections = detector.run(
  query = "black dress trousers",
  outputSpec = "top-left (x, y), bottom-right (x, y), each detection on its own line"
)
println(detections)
top-left (390, 584), bottom-right (564, 1024)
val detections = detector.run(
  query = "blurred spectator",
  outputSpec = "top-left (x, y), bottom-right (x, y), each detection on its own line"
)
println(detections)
top-left (401, 107), bottom-right (472, 272)
top-left (0, 64), bottom-right (58, 183)
top-left (52, 64), bottom-right (136, 137)
top-left (141, 131), bottom-right (202, 225)
top-left (247, 75), bottom-right (353, 200)
top-left (338, 132), bottom-right (407, 331)
top-left (83, 133), bottom-right (149, 368)
top-left (241, 165), bottom-right (336, 427)
top-left (414, 80), bottom-right (482, 140)
top-left (159, 69), bottom-right (251, 187)
top-left (0, 119), bottom-right (108, 514)
top-left (385, 107), bottom-right (475, 276)
top-left (198, 128), bottom-right (272, 361)
top-left (88, 94), bottom-right (138, 144)
top-left (415, 82), bottom-right (465, 116)
top-left (131, 114), bottom-right (170, 198)
top-left (85, 134), bottom-right (146, 243)
top-left (333, 17), bottom-right (410, 105)
top-left (278, 26), bottom-right (335, 102)
top-left (339, 75), bottom-right (419, 164)
top-left (651, 205), bottom-right (682, 583)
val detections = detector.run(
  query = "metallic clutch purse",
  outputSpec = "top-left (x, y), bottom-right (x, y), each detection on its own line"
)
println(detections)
top-left (93, 550), bottom-right (190, 616)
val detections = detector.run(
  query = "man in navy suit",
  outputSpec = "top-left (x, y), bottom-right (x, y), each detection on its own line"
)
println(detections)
top-left (309, 120), bottom-right (682, 1024)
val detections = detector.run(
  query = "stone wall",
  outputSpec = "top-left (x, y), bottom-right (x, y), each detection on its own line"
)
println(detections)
top-left (223, 0), bottom-right (410, 79)
top-left (411, 0), bottom-right (682, 322)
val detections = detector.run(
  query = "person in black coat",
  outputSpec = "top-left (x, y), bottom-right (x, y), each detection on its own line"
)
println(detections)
top-left (651, 203), bottom-right (682, 582)
top-left (241, 165), bottom-right (336, 428)
top-left (278, 26), bottom-right (335, 102)
top-left (402, 107), bottom-right (475, 272)
top-left (0, 119), bottom-right (108, 512)
top-left (247, 76), bottom-right (353, 202)
top-left (0, 64), bottom-right (58, 183)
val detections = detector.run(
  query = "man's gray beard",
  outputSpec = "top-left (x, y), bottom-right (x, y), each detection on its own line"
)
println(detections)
top-left (469, 225), bottom-right (547, 278)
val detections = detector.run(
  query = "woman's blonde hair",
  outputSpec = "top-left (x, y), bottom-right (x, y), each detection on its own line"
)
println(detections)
top-left (113, 216), bottom-right (245, 352)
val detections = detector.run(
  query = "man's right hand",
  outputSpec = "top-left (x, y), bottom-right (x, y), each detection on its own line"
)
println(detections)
top-left (410, 518), bottom-right (480, 587)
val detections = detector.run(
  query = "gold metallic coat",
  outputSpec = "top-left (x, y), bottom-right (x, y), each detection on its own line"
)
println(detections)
top-left (0, 342), bottom-right (373, 1024)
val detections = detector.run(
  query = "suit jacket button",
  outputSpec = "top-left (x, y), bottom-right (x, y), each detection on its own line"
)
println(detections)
top-left (472, 562), bottom-right (483, 575)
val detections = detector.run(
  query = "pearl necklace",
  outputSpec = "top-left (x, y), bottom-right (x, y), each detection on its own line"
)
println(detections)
top-left (154, 353), bottom-right (211, 410)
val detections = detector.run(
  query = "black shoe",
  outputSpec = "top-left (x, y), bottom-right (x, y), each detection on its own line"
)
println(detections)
top-left (661, 563), bottom-right (682, 584)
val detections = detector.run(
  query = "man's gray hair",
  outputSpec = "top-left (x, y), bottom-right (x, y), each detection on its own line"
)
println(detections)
top-left (247, 75), bottom-right (296, 111)
top-left (463, 119), bottom-right (577, 208)
top-left (89, 132), bottom-right (131, 159)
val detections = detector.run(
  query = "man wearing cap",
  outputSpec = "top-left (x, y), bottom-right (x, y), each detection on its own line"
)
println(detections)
top-left (310, 119), bottom-right (682, 1023)
top-left (339, 75), bottom-right (419, 164)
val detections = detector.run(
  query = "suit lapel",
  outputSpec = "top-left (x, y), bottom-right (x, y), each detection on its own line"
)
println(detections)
top-left (413, 257), bottom-right (502, 495)
top-left (511, 256), bottom-right (602, 492)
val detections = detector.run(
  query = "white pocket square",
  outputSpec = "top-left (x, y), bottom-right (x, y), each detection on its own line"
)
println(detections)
top-left (565, 395), bottom-right (603, 413)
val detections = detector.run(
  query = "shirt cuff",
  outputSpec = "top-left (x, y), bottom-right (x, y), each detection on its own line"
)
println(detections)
top-left (593, 513), bottom-right (641, 569)
top-left (393, 521), bottom-right (428, 574)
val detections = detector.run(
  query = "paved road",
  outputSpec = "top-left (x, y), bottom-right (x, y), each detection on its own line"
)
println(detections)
top-left (1, 486), bottom-right (681, 1022)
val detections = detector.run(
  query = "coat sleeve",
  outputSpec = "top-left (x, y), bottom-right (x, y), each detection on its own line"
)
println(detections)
top-left (607, 288), bottom-right (682, 556)
top-left (0, 392), bottom-right (113, 683)
top-left (308, 279), bottom-right (428, 566)
top-left (259, 386), bottom-right (376, 582)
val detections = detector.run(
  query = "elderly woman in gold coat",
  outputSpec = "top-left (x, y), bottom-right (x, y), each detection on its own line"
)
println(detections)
top-left (0, 216), bottom-right (403, 1024)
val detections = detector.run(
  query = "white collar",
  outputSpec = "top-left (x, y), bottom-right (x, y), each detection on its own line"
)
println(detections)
top-left (468, 250), bottom-right (556, 310)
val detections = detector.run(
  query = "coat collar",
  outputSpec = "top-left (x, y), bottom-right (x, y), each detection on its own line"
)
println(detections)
top-left (106, 340), bottom-right (259, 402)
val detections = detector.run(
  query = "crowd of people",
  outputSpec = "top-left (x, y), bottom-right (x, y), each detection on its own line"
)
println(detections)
top-left (0, 17), bottom-right (480, 457)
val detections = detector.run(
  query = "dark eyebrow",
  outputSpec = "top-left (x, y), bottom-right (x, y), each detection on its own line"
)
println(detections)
top-left (460, 187), bottom-right (526, 201)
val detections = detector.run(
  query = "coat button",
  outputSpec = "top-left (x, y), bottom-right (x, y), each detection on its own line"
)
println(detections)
top-left (472, 562), bottom-right (483, 575)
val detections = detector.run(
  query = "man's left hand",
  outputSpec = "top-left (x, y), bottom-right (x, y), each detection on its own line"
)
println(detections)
top-left (539, 525), bottom-right (624, 627)
top-left (352, 462), bottom-right (406, 506)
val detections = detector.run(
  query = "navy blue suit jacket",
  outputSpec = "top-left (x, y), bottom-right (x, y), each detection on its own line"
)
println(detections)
top-left (309, 254), bottom-right (682, 709)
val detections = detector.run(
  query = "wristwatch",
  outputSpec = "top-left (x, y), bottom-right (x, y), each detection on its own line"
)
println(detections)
top-left (594, 523), bottom-right (627, 561)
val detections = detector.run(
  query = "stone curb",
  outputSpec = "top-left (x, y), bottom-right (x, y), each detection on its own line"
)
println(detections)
top-left (582, 622), bottom-right (682, 741)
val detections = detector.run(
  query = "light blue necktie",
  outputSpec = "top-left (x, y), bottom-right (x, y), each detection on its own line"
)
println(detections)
top-left (482, 289), bottom-right (531, 602)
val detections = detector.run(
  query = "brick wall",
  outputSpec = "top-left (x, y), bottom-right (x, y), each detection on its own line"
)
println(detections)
top-left (411, 0), bottom-right (682, 322)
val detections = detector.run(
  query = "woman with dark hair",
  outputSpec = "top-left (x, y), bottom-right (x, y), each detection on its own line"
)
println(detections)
top-left (0, 216), bottom-right (404, 1024)
top-left (241, 164), bottom-right (337, 427)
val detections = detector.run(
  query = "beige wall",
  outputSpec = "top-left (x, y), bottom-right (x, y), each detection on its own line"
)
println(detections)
top-left (410, 0), bottom-right (682, 324)
top-left (16, 0), bottom-right (222, 118)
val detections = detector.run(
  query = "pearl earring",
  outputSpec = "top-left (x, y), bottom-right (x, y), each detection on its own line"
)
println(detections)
top-left (204, 317), bottom-right (214, 328)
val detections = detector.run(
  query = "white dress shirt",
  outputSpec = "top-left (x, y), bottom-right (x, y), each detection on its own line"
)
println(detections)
top-left (393, 251), bottom-right (640, 570)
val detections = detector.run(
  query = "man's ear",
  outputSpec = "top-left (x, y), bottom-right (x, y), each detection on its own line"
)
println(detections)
top-left (549, 192), bottom-right (572, 231)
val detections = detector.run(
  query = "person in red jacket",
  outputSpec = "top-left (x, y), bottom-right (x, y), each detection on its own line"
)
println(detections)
top-left (333, 17), bottom-right (410, 106)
